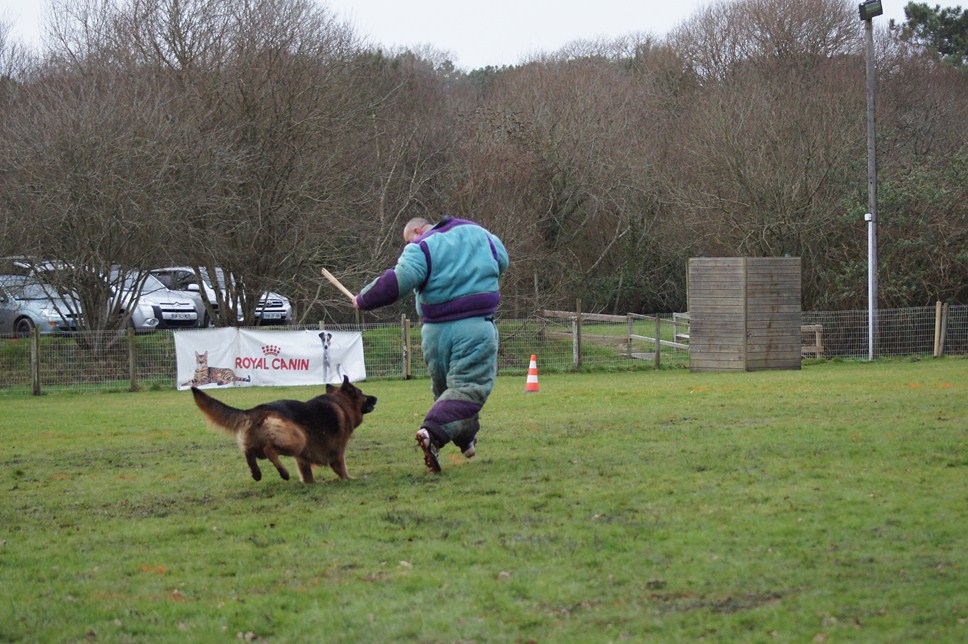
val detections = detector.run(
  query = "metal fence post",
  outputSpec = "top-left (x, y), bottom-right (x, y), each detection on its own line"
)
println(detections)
top-left (30, 326), bottom-right (41, 396)
top-left (654, 315), bottom-right (661, 369)
top-left (940, 302), bottom-right (949, 356)
top-left (573, 299), bottom-right (582, 370)
top-left (128, 326), bottom-right (138, 391)
top-left (401, 314), bottom-right (411, 380)
top-left (934, 301), bottom-right (942, 357)
top-left (627, 314), bottom-right (633, 359)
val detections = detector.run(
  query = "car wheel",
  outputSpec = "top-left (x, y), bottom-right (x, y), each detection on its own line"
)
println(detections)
top-left (15, 317), bottom-right (35, 338)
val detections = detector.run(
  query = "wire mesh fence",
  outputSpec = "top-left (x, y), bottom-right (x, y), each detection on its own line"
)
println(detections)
top-left (802, 304), bottom-right (967, 358)
top-left (0, 305), bottom-right (964, 396)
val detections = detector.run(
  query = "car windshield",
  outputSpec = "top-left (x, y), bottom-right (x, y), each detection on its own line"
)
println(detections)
top-left (115, 272), bottom-right (167, 293)
top-left (0, 277), bottom-right (62, 301)
top-left (19, 283), bottom-right (59, 300)
top-left (172, 270), bottom-right (202, 289)
top-left (140, 274), bottom-right (167, 293)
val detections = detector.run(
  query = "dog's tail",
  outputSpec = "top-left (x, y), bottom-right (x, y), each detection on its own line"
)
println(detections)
top-left (191, 387), bottom-right (252, 437)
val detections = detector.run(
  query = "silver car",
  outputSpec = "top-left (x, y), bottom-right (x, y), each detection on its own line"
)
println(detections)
top-left (111, 269), bottom-right (199, 331)
top-left (0, 275), bottom-right (79, 337)
top-left (150, 266), bottom-right (292, 326)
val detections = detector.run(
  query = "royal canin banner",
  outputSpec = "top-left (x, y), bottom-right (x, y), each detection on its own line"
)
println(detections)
top-left (174, 328), bottom-right (365, 390)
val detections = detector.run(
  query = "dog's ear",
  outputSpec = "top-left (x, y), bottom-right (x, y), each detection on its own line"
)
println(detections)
top-left (341, 375), bottom-right (350, 389)
top-left (326, 383), bottom-right (336, 394)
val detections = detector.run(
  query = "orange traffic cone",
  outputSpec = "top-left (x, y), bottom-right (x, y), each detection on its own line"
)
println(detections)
top-left (525, 354), bottom-right (540, 392)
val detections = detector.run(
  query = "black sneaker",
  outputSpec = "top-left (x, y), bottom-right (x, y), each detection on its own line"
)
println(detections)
top-left (416, 428), bottom-right (441, 473)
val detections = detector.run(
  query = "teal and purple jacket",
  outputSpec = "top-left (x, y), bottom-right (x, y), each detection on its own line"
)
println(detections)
top-left (356, 217), bottom-right (509, 322)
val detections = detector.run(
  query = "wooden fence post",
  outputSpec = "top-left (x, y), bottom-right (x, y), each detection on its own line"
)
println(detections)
top-left (30, 326), bottom-right (41, 396)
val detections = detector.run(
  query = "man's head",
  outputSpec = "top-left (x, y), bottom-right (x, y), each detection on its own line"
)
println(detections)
top-left (403, 217), bottom-right (433, 243)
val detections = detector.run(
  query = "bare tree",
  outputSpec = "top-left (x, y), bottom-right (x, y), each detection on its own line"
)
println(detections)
top-left (1, 66), bottom-right (192, 331)
top-left (0, 0), bottom-right (226, 341)
top-left (113, 0), bottom-right (370, 325)
top-left (663, 0), bottom-right (867, 309)
top-left (0, 19), bottom-right (27, 255)
top-left (877, 31), bottom-right (968, 306)
top-left (453, 43), bottom-right (679, 314)
top-left (670, 0), bottom-right (860, 81)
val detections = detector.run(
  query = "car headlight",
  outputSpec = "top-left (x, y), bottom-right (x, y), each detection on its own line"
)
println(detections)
top-left (138, 303), bottom-right (159, 327)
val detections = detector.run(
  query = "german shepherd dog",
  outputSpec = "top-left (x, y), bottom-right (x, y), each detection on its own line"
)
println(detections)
top-left (191, 376), bottom-right (377, 483)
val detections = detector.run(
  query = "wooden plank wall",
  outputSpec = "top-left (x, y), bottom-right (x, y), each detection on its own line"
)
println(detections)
top-left (688, 258), bottom-right (748, 371)
top-left (688, 257), bottom-right (801, 372)
top-left (745, 257), bottom-right (801, 370)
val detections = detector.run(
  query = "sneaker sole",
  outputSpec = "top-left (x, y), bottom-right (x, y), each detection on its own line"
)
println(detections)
top-left (416, 433), bottom-right (441, 474)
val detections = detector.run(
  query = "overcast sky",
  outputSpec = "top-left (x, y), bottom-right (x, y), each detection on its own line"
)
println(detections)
top-left (0, 0), bottom-right (946, 71)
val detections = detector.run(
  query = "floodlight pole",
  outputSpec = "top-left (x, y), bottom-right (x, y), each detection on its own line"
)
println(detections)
top-left (862, 6), bottom-right (879, 361)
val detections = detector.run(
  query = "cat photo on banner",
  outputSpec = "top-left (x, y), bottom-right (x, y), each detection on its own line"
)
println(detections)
top-left (181, 350), bottom-right (250, 387)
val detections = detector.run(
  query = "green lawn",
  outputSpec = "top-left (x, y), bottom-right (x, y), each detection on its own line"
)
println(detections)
top-left (1, 358), bottom-right (966, 642)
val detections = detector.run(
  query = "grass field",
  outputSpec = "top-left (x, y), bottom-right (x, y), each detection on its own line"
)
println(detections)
top-left (1, 358), bottom-right (966, 642)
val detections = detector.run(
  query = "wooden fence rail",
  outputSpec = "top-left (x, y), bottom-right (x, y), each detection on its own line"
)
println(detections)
top-left (541, 309), bottom-right (828, 366)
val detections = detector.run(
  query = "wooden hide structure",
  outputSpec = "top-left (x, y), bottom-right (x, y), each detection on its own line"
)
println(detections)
top-left (688, 257), bottom-right (802, 372)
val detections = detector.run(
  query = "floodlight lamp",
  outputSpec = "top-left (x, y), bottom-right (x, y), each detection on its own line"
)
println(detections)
top-left (858, 0), bottom-right (883, 21)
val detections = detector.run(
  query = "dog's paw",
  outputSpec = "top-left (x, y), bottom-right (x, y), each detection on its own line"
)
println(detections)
top-left (279, 469), bottom-right (290, 481)
top-left (251, 470), bottom-right (262, 481)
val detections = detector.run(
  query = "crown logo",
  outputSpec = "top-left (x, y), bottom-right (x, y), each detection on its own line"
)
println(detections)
top-left (261, 344), bottom-right (281, 356)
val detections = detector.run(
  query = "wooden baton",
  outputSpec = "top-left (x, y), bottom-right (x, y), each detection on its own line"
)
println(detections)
top-left (320, 267), bottom-right (357, 303)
